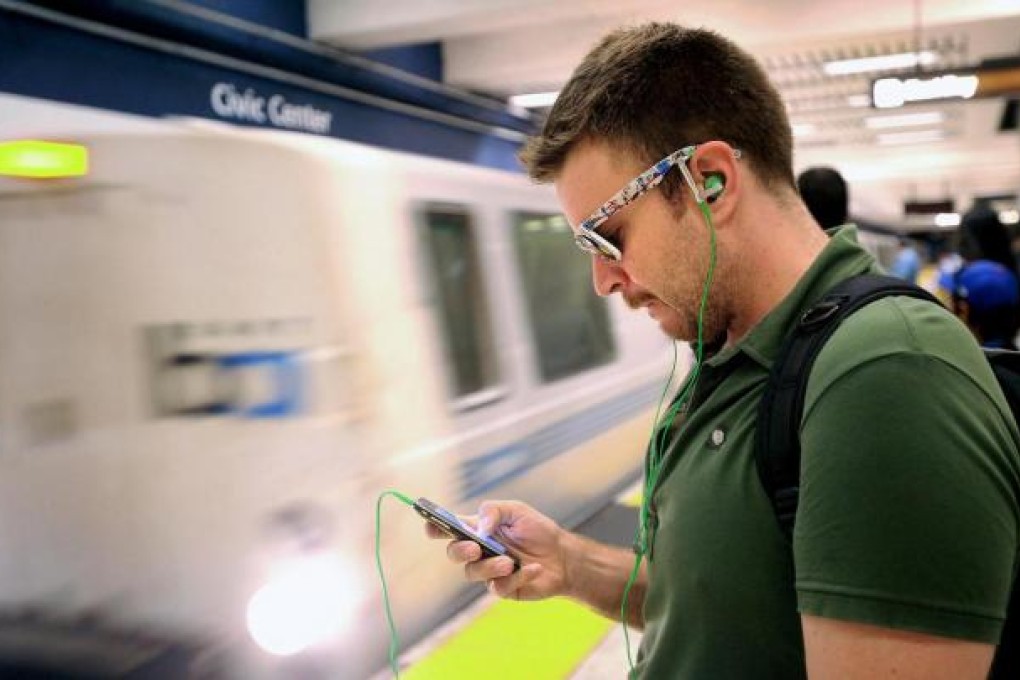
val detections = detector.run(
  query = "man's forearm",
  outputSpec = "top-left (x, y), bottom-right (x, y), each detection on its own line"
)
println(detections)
top-left (561, 531), bottom-right (647, 628)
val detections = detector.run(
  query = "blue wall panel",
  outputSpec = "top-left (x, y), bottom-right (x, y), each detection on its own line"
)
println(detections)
top-left (360, 43), bottom-right (443, 82)
top-left (185, 0), bottom-right (307, 37)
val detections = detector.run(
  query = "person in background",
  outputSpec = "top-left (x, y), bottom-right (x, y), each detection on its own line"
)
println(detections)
top-left (959, 205), bottom-right (1019, 275)
top-left (890, 237), bottom-right (922, 283)
top-left (796, 165), bottom-right (848, 229)
top-left (428, 22), bottom-right (1019, 679)
top-left (939, 206), bottom-right (1020, 339)
top-left (952, 260), bottom-right (1020, 350)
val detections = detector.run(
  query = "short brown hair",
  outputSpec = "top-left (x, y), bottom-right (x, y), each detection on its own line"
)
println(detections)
top-left (520, 23), bottom-right (794, 194)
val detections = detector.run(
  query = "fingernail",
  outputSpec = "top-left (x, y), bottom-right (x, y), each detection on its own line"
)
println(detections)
top-left (498, 558), bottom-right (514, 575)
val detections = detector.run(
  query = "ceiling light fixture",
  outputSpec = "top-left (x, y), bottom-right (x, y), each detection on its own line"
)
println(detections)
top-left (934, 212), bottom-right (961, 228)
top-left (791, 122), bottom-right (817, 137)
top-left (824, 51), bottom-right (937, 76)
top-left (876, 129), bottom-right (945, 145)
top-left (509, 92), bottom-right (559, 108)
top-left (865, 111), bottom-right (945, 129)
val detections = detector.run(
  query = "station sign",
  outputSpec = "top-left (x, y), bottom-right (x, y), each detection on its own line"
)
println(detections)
top-left (209, 82), bottom-right (333, 135)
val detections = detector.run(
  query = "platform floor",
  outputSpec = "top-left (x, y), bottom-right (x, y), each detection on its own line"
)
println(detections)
top-left (375, 485), bottom-right (643, 679)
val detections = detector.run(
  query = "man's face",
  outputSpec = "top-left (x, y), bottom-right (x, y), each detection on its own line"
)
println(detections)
top-left (555, 139), bottom-right (723, 342)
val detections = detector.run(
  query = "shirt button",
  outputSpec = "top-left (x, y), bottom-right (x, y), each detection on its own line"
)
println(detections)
top-left (710, 428), bottom-right (726, 447)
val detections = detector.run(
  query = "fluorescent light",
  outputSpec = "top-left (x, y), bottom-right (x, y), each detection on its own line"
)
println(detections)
top-left (791, 122), bottom-right (817, 137)
top-left (865, 111), bottom-right (945, 129)
top-left (935, 212), bottom-right (961, 227)
top-left (1001, 209), bottom-right (1020, 225)
top-left (876, 129), bottom-right (945, 145)
top-left (873, 74), bottom-right (979, 108)
top-left (846, 94), bottom-right (872, 108)
top-left (509, 91), bottom-right (559, 108)
top-left (824, 51), bottom-right (937, 76)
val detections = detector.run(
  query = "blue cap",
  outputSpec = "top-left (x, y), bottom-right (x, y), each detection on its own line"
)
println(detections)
top-left (955, 260), bottom-right (1020, 313)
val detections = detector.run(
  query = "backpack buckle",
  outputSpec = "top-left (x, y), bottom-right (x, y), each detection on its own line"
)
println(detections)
top-left (800, 297), bottom-right (847, 329)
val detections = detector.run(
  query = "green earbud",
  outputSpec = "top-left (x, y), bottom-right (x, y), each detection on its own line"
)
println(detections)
top-left (703, 175), bottom-right (725, 202)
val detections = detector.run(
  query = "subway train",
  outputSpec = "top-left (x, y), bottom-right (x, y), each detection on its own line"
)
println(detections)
top-left (0, 109), bottom-right (679, 678)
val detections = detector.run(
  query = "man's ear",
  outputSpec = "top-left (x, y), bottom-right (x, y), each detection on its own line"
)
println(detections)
top-left (691, 141), bottom-right (740, 221)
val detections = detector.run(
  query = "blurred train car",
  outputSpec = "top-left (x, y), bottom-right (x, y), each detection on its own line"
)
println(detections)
top-left (0, 113), bottom-right (675, 678)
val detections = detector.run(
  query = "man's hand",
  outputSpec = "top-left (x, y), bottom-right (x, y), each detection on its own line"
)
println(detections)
top-left (425, 500), bottom-right (570, 601)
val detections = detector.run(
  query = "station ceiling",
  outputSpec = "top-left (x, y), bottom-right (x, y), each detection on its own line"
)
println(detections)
top-left (310, 0), bottom-right (1020, 228)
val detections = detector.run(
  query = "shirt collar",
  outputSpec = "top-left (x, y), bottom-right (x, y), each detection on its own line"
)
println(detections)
top-left (706, 224), bottom-right (877, 370)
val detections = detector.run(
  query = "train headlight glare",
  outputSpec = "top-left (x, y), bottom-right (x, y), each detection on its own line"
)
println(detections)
top-left (246, 553), bottom-right (357, 656)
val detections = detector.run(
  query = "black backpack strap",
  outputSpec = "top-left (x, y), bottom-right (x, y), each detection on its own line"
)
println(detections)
top-left (755, 274), bottom-right (941, 539)
top-left (983, 349), bottom-right (1020, 679)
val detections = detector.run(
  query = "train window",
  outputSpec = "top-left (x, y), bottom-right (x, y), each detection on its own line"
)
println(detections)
top-left (422, 207), bottom-right (500, 399)
top-left (512, 212), bottom-right (616, 382)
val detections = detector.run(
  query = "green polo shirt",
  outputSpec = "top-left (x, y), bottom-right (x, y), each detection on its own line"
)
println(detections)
top-left (635, 226), bottom-right (1020, 679)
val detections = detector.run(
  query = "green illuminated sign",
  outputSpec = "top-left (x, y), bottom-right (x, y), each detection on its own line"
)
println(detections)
top-left (0, 141), bottom-right (88, 178)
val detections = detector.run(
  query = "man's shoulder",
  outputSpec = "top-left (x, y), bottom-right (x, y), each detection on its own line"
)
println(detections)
top-left (806, 293), bottom-right (995, 397)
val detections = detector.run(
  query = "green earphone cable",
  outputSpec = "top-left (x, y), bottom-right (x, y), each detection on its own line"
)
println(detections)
top-left (375, 204), bottom-right (719, 679)
top-left (375, 489), bottom-right (415, 678)
top-left (622, 200), bottom-right (718, 679)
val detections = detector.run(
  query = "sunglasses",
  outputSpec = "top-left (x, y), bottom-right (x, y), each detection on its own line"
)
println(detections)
top-left (574, 144), bottom-right (739, 261)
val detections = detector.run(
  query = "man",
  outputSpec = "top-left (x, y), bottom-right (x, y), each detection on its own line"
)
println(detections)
top-left (429, 24), bottom-right (1019, 678)
top-left (952, 259), bottom-right (1020, 350)
top-left (796, 166), bottom-right (848, 230)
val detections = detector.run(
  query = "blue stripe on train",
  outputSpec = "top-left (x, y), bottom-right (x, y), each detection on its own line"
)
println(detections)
top-left (458, 380), bottom-right (664, 501)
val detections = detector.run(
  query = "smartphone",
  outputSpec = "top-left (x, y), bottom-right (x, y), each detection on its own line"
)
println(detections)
top-left (414, 497), bottom-right (519, 569)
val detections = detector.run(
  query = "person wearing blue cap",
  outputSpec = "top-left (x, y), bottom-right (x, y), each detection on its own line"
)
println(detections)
top-left (952, 259), bottom-right (1020, 350)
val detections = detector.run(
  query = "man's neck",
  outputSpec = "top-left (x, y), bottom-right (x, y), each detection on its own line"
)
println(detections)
top-left (725, 198), bottom-right (831, 344)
